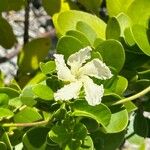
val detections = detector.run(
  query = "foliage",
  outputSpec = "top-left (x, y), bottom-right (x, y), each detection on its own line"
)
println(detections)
top-left (0, 0), bottom-right (150, 149)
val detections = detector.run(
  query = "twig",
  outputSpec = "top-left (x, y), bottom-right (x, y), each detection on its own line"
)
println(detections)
top-left (2, 119), bottom-right (49, 127)
top-left (113, 86), bottom-right (150, 105)
top-left (24, 0), bottom-right (30, 44)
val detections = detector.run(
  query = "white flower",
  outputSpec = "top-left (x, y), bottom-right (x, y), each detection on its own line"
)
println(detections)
top-left (54, 46), bottom-right (113, 106)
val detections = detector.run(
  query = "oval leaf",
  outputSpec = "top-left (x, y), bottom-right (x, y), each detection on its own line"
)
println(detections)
top-left (71, 100), bottom-right (111, 126)
top-left (32, 84), bottom-right (54, 100)
top-left (96, 40), bottom-right (125, 72)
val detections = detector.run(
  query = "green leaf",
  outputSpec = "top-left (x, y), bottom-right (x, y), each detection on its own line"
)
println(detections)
top-left (91, 130), bottom-right (125, 150)
top-left (124, 27), bottom-right (135, 46)
top-left (78, 0), bottom-right (102, 15)
top-left (127, 0), bottom-right (150, 27)
top-left (0, 108), bottom-right (14, 119)
top-left (20, 86), bottom-right (37, 106)
top-left (23, 127), bottom-right (49, 150)
top-left (76, 21), bottom-right (97, 45)
top-left (0, 94), bottom-right (9, 107)
top-left (106, 17), bottom-right (121, 40)
top-left (131, 25), bottom-right (150, 56)
top-left (14, 107), bottom-right (42, 123)
top-left (0, 87), bottom-right (20, 98)
top-left (106, 0), bottom-right (134, 16)
top-left (9, 97), bottom-right (22, 109)
top-left (0, 142), bottom-right (7, 150)
top-left (48, 125), bottom-right (69, 146)
top-left (0, 17), bottom-right (16, 49)
top-left (40, 61), bottom-right (56, 75)
top-left (79, 136), bottom-right (94, 150)
top-left (54, 10), bottom-right (106, 39)
top-left (123, 101), bottom-right (137, 113)
top-left (0, 0), bottom-right (24, 12)
top-left (56, 36), bottom-right (84, 59)
top-left (116, 13), bottom-right (131, 37)
top-left (66, 30), bottom-right (91, 47)
top-left (109, 75), bottom-right (128, 95)
top-left (96, 40), bottom-right (125, 72)
top-left (43, 0), bottom-right (77, 16)
top-left (103, 106), bottom-right (128, 133)
top-left (73, 123), bottom-right (87, 140)
top-left (32, 84), bottom-right (54, 100)
top-left (71, 100), bottom-right (111, 126)
top-left (18, 38), bottom-right (51, 74)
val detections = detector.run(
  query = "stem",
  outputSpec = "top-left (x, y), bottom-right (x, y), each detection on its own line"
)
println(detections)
top-left (2, 120), bottom-right (49, 127)
top-left (113, 86), bottom-right (150, 105)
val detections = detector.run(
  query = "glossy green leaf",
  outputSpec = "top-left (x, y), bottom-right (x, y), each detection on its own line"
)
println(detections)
top-left (106, 0), bottom-right (134, 16)
top-left (106, 17), bottom-right (121, 40)
top-left (116, 13), bottom-right (131, 37)
top-left (71, 100), bottom-right (111, 126)
top-left (96, 40), bottom-right (125, 72)
top-left (131, 25), bottom-right (150, 56)
top-left (78, 0), bottom-right (102, 15)
top-left (56, 36), bottom-right (84, 59)
top-left (91, 130), bottom-right (125, 150)
top-left (40, 61), bottom-right (56, 75)
top-left (32, 84), bottom-right (54, 100)
top-left (14, 107), bottom-right (42, 123)
top-left (0, 0), bottom-right (24, 12)
top-left (66, 30), bottom-right (91, 47)
top-left (127, 0), bottom-right (150, 27)
top-left (76, 21), bottom-right (97, 45)
top-left (0, 17), bottom-right (16, 49)
top-left (54, 10), bottom-right (106, 39)
top-left (124, 27), bottom-right (135, 46)
top-left (48, 125), bottom-right (69, 146)
top-left (104, 106), bottom-right (128, 133)
top-left (0, 108), bottom-right (14, 119)
top-left (23, 127), bottom-right (49, 150)
top-left (73, 123), bottom-right (87, 140)
top-left (0, 87), bottom-right (20, 98)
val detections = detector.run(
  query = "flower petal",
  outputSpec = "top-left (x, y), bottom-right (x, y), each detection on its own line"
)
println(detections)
top-left (67, 46), bottom-right (92, 74)
top-left (54, 54), bottom-right (75, 82)
top-left (54, 81), bottom-right (82, 101)
top-left (83, 76), bottom-right (104, 106)
top-left (79, 59), bottom-right (113, 80)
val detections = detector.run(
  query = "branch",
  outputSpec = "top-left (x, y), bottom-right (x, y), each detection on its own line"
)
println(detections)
top-left (24, 0), bottom-right (30, 44)
top-left (113, 86), bottom-right (150, 105)
top-left (2, 119), bottom-right (49, 127)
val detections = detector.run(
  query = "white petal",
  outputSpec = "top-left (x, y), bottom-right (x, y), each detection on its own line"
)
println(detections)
top-left (79, 59), bottom-right (113, 80)
top-left (67, 46), bottom-right (92, 74)
top-left (54, 81), bottom-right (82, 101)
top-left (83, 76), bottom-right (104, 106)
top-left (54, 54), bottom-right (75, 82)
